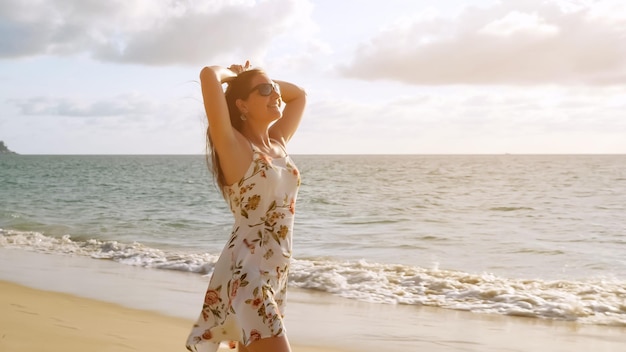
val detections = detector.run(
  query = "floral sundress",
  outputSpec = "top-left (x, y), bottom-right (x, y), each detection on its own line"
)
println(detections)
top-left (186, 142), bottom-right (300, 352)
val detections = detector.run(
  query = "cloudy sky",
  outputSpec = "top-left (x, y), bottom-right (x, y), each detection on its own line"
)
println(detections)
top-left (1, 0), bottom-right (625, 154)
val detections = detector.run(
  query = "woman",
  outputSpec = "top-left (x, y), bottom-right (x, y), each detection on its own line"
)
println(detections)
top-left (186, 61), bottom-right (306, 352)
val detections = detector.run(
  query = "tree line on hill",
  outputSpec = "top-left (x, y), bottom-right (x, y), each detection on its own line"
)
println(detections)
top-left (0, 140), bottom-right (18, 154)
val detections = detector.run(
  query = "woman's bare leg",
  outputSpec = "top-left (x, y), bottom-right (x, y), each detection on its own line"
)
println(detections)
top-left (238, 335), bottom-right (291, 352)
top-left (237, 342), bottom-right (249, 352)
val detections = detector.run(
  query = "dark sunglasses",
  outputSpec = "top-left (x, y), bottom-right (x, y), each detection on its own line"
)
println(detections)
top-left (249, 82), bottom-right (280, 96)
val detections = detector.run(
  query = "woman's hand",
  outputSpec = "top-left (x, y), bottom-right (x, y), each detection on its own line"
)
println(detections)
top-left (227, 60), bottom-right (251, 75)
top-left (205, 61), bottom-right (248, 84)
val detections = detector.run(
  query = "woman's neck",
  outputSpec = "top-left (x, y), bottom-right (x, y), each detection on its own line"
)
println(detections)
top-left (241, 125), bottom-right (269, 147)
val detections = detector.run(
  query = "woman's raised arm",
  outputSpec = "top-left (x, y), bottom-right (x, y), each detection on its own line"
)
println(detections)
top-left (269, 79), bottom-right (307, 145)
top-left (199, 65), bottom-right (238, 150)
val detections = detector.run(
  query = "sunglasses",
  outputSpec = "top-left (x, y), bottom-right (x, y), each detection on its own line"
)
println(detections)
top-left (248, 82), bottom-right (281, 96)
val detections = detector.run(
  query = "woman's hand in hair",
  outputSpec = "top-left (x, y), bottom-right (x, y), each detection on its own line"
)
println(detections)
top-left (227, 60), bottom-right (251, 75)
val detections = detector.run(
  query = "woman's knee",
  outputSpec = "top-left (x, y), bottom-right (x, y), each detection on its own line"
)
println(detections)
top-left (243, 335), bottom-right (291, 352)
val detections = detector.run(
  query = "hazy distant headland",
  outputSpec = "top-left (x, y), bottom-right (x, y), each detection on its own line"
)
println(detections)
top-left (0, 141), bottom-right (18, 154)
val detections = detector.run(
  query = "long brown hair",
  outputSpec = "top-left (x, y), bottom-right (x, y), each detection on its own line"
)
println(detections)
top-left (206, 68), bottom-right (264, 197)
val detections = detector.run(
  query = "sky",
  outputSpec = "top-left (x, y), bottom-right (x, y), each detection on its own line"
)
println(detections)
top-left (1, 0), bottom-right (625, 155)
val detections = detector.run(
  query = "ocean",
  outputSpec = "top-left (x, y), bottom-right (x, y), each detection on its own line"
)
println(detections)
top-left (1, 154), bottom-right (625, 328)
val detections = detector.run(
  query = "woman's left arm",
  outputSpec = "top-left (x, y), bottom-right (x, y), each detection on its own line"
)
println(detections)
top-left (269, 80), bottom-right (307, 144)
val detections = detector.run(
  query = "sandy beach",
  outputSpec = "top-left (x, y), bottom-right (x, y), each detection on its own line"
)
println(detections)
top-left (0, 280), bottom-right (346, 352)
top-left (1, 248), bottom-right (625, 352)
top-left (2, 279), bottom-right (190, 352)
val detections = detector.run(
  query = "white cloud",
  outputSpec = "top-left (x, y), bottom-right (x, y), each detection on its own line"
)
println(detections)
top-left (340, 0), bottom-right (626, 85)
top-left (0, 0), bottom-right (317, 65)
top-left (1, 91), bottom-right (206, 154)
top-left (289, 83), bottom-right (626, 154)
top-left (478, 11), bottom-right (560, 37)
top-left (8, 93), bottom-right (159, 117)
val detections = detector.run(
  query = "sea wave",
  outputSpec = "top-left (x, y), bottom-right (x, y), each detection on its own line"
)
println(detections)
top-left (2, 228), bottom-right (625, 327)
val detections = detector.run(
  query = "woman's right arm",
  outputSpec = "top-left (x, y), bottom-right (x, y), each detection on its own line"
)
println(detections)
top-left (200, 64), bottom-right (253, 186)
top-left (199, 66), bottom-right (237, 149)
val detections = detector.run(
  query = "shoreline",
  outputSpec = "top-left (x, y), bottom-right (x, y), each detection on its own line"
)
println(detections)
top-left (1, 248), bottom-right (625, 351)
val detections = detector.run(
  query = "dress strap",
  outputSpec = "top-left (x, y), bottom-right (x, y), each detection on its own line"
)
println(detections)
top-left (248, 139), bottom-right (259, 152)
top-left (270, 138), bottom-right (288, 156)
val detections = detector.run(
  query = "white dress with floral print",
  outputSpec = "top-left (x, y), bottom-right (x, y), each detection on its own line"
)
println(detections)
top-left (186, 143), bottom-right (300, 352)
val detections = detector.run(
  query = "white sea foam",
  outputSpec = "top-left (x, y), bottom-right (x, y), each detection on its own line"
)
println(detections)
top-left (2, 228), bottom-right (625, 327)
top-left (0, 229), bottom-right (218, 274)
